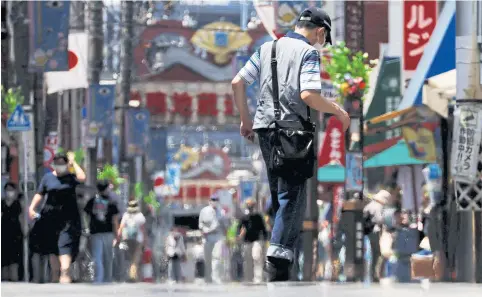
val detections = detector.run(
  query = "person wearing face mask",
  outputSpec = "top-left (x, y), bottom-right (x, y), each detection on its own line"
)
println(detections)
top-left (237, 199), bottom-right (268, 283)
top-left (1, 182), bottom-right (24, 281)
top-left (231, 7), bottom-right (349, 282)
top-left (198, 194), bottom-right (223, 283)
top-left (84, 180), bottom-right (120, 283)
top-left (28, 152), bottom-right (86, 283)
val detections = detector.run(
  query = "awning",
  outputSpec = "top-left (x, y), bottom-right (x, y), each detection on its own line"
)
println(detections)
top-left (318, 164), bottom-right (345, 183)
top-left (364, 140), bottom-right (428, 168)
top-left (422, 69), bottom-right (456, 118)
top-left (366, 107), bottom-right (415, 125)
top-left (398, 0), bottom-right (456, 110)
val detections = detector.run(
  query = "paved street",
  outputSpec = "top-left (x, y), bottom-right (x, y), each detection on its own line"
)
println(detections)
top-left (2, 282), bottom-right (481, 297)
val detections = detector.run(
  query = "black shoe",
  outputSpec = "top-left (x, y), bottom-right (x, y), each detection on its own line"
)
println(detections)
top-left (263, 260), bottom-right (290, 282)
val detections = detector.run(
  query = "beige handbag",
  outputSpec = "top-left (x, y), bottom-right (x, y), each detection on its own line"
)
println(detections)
top-left (379, 230), bottom-right (394, 258)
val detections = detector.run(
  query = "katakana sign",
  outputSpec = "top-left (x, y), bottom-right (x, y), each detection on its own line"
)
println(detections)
top-left (451, 104), bottom-right (482, 185)
top-left (403, 1), bottom-right (438, 71)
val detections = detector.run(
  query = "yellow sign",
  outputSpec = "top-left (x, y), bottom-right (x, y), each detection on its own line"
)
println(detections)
top-left (173, 145), bottom-right (199, 171)
top-left (191, 22), bottom-right (252, 65)
top-left (402, 126), bottom-right (437, 162)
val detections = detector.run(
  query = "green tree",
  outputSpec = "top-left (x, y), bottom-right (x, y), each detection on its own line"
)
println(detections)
top-left (1, 86), bottom-right (24, 114)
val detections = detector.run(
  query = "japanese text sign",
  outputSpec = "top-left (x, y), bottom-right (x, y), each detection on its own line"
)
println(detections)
top-left (451, 104), bottom-right (482, 185)
top-left (319, 117), bottom-right (346, 168)
top-left (403, 0), bottom-right (438, 71)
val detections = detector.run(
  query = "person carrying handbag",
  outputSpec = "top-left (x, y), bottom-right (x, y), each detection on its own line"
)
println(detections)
top-left (231, 7), bottom-right (350, 282)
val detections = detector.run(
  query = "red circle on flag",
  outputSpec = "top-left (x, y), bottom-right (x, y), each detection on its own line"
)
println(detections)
top-left (68, 50), bottom-right (78, 70)
top-left (154, 176), bottom-right (164, 187)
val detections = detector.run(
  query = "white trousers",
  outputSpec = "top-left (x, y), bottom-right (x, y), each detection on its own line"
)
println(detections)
top-left (243, 241), bottom-right (264, 283)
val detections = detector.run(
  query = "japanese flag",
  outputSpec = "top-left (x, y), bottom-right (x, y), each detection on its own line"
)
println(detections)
top-left (44, 32), bottom-right (88, 94)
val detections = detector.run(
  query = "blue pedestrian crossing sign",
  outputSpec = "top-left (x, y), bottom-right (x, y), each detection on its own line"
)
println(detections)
top-left (7, 105), bottom-right (31, 132)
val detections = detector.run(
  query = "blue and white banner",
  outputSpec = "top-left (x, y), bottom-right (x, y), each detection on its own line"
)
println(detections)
top-left (239, 180), bottom-right (256, 204)
top-left (147, 128), bottom-right (168, 172)
top-left (28, 1), bottom-right (70, 72)
top-left (125, 108), bottom-right (150, 157)
top-left (165, 163), bottom-right (181, 196)
top-left (87, 84), bottom-right (115, 139)
top-left (345, 152), bottom-right (363, 192)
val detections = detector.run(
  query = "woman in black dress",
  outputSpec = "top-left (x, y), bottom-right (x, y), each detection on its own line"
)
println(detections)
top-left (1, 182), bottom-right (24, 281)
top-left (29, 152), bottom-right (86, 283)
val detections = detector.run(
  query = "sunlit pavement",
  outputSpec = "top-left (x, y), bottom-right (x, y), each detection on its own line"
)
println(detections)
top-left (2, 282), bottom-right (482, 297)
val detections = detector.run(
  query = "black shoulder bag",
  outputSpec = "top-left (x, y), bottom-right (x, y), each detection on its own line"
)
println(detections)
top-left (268, 40), bottom-right (316, 179)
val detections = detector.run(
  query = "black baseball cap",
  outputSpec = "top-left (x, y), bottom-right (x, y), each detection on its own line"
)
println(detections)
top-left (297, 7), bottom-right (332, 45)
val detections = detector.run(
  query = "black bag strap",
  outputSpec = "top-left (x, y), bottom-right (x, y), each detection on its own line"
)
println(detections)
top-left (270, 39), bottom-right (311, 122)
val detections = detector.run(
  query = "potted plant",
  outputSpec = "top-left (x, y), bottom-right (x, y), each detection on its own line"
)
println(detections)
top-left (321, 41), bottom-right (376, 112)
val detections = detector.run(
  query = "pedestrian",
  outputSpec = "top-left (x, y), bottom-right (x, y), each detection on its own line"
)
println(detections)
top-left (117, 200), bottom-right (147, 282)
top-left (237, 199), bottom-right (267, 283)
top-left (165, 227), bottom-right (186, 283)
top-left (198, 194), bottom-right (223, 283)
top-left (28, 152), bottom-right (86, 283)
top-left (1, 182), bottom-right (24, 282)
top-left (84, 180), bottom-right (120, 283)
top-left (363, 189), bottom-right (391, 282)
top-left (231, 7), bottom-right (349, 281)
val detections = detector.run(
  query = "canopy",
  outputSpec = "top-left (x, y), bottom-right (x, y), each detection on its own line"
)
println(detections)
top-left (422, 69), bottom-right (456, 118)
top-left (398, 0), bottom-right (456, 110)
top-left (317, 164), bottom-right (345, 183)
top-left (364, 140), bottom-right (428, 168)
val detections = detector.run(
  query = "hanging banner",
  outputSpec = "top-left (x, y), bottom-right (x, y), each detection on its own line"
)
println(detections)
top-left (331, 185), bottom-right (344, 239)
top-left (147, 128), bottom-right (168, 173)
top-left (87, 84), bottom-right (115, 139)
top-left (125, 108), bottom-right (150, 157)
top-left (403, 0), bottom-right (438, 72)
top-left (451, 104), bottom-right (482, 185)
top-left (344, 1), bottom-right (364, 52)
top-left (402, 125), bottom-right (437, 162)
top-left (28, 1), bottom-right (70, 72)
top-left (345, 152), bottom-right (363, 192)
top-left (318, 117), bottom-right (346, 168)
top-left (239, 180), bottom-right (256, 204)
top-left (165, 163), bottom-right (181, 196)
top-left (253, 0), bottom-right (277, 39)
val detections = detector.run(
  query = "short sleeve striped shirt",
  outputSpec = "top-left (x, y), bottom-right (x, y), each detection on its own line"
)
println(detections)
top-left (237, 45), bottom-right (322, 93)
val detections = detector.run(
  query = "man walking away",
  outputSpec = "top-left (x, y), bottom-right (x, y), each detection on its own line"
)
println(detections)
top-left (237, 199), bottom-right (268, 283)
top-left (198, 194), bottom-right (223, 283)
top-left (84, 180), bottom-right (120, 283)
top-left (231, 7), bottom-right (350, 282)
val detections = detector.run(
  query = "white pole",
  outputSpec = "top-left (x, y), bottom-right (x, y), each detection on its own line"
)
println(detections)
top-left (22, 131), bottom-right (29, 282)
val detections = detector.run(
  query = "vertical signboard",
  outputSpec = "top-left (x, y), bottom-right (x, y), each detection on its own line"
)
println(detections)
top-left (344, 1), bottom-right (364, 52)
top-left (451, 104), bottom-right (482, 185)
top-left (403, 0), bottom-right (437, 72)
top-left (318, 117), bottom-right (346, 168)
top-left (28, 1), bottom-right (70, 72)
top-left (345, 152), bottom-right (363, 192)
top-left (87, 84), bottom-right (115, 139)
top-left (125, 108), bottom-right (150, 157)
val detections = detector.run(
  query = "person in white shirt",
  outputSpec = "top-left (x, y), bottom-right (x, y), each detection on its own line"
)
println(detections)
top-left (198, 194), bottom-right (223, 283)
top-left (116, 200), bottom-right (147, 282)
top-left (165, 227), bottom-right (186, 283)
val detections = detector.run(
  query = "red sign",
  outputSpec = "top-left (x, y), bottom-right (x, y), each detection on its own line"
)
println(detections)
top-left (318, 117), bottom-right (346, 168)
top-left (403, 0), bottom-right (438, 71)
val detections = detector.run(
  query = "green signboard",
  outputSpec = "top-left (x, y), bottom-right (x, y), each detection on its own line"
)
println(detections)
top-left (364, 57), bottom-right (402, 147)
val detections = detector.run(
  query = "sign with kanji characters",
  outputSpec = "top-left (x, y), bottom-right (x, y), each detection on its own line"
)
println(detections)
top-left (318, 117), bottom-right (346, 168)
top-left (451, 104), bottom-right (482, 185)
top-left (346, 152), bottom-right (363, 192)
top-left (344, 1), bottom-right (364, 53)
top-left (403, 0), bottom-right (438, 71)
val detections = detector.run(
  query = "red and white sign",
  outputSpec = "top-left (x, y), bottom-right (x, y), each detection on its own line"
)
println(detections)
top-left (153, 171), bottom-right (165, 196)
top-left (318, 117), bottom-right (346, 168)
top-left (403, 0), bottom-right (438, 71)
